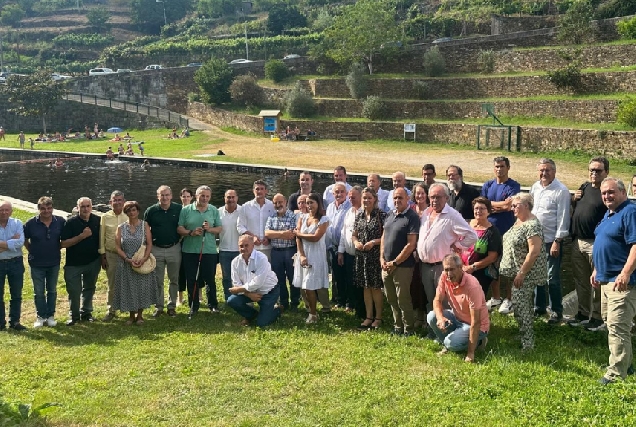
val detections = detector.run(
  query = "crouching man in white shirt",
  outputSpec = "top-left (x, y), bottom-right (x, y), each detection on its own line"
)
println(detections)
top-left (228, 235), bottom-right (281, 327)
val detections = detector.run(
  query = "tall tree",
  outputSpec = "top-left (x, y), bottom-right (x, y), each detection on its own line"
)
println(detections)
top-left (323, 0), bottom-right (402, 74)
top-left (194, 58), bottom-right (234, 105)
top-left (266, 4), bottom-right (307, 35)
top-left (130, 0), bottom-right (193, 34)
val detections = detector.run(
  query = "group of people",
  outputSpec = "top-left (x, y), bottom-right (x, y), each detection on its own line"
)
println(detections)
top-left (0, 158), bottom-right (635, 382)
top-left (106, 141), bottom-right (144, 159)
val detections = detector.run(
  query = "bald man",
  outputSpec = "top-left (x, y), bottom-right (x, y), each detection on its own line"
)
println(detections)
top-left (386, 171), bottom-right (412, 212)
top-left (0, 201), bottom-right (26, 330)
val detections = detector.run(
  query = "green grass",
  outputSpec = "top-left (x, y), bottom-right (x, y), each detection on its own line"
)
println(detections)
top-left (1, 207), bottom-right (635, 426)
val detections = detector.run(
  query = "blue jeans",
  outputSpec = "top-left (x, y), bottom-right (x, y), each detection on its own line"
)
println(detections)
top-left (64, 257), bottom-right (101, 320)
top-left (535, 242), bottom-right (563, 314)
top-left (31, 265), bottom-right (60, 319)
top-left (219, 251), bottom-right (239, 302)
top-left (271, 247), bottom-right (300, 308)
top-left (0, 256), bottom-right (25, 327)
top-left (427, 309), bottom-right (488, 352)
top-left (227, 285), bottom-right (281, 327)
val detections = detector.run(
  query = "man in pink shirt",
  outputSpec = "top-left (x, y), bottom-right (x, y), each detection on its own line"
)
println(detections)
top-left (427, 254), bottom-right (490, 362)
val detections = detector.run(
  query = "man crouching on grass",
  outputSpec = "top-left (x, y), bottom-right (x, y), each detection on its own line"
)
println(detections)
top-left (228, 235), bottom-right (281, 327)
top-left (427, 254), bottom-right (490, 362)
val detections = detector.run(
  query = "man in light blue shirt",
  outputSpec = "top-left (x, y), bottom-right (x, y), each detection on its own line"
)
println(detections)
top-left (0, 201), bottom-right (26, 331)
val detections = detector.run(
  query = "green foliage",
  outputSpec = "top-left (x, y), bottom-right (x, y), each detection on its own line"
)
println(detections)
top-left (264, 59), bottom-right (289, 83)
top-left (32, 0), bottom-right (75, 13)
top-left (284, 82), bottom-right (316, 117)
top-left (130, 0), bottom-right (193, 34)
top-left (52, 34), bottom-right (114, 48)
top-left (267, 4), bottom-right (307, 35)
top-left (412, 80), bottom-right (430, 100)
top-left (617, 16), bottom-right (636, 40)
top-left (361, 95), bottom-right (387, 120)
top-left (311, 8), bottom-right (333, 31)
top-left (558, 0), bottom-right (594, 45)
top-left (86, 6), bottom-right (110, 30)
top-left (0, 4), bottom-right (25, 27)
top-left (422, 46), bottom-right (446, 77)
top-left (595, 0), bottom-right (636, 19)
top-left (194, 58), bottom-right (234, 105)
top-left (229, 74), bottom-right (265, 107)
top-left (16, 0), bottom-right (36, 16)
top-left (478, 49), bottom-right (495, 74)
top-left (617, 97), bottom-right (636, 127)
top-left (546, 60), bottom-right (582, 90)
top-left (197, 0), bottom-right (241, 18)
top-left (345, 63), bottom-right (369, 100)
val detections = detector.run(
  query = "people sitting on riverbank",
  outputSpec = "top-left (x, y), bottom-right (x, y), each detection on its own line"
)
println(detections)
top-left (124, 132), bottom-right (133, 140)
top-left (181, 127), bottom-right (190, 137)
top-left (111, 134), bottom-right (122, 142)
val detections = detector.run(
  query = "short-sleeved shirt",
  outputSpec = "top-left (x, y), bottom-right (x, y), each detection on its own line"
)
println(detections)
top-left (437, 272), bottom-right (490, 333)
top-left (499, 218), bottom-right (547, 286)
top-left (449, 184), bottom-right (481, 220)
top-left (571, 182), bottom-right (607, 240)
top-left (144, 202), bottom-right (182, 246)
top-left (593, 200), bottom-right (636, 284)
top-left (382, 208), bottom-right (420, 268)
top-left (265, 210), bottom-right (298, 249)
top-left (481, 178), bottom-right (521, 234)
top-left (462, 225), bottom-right (502, 286)
top-left (61, 213), bottom-right (101, 266)
top-left (178, 203), bottom-right (222, 254)
top-left (24, 215), bottom-right (66, 267)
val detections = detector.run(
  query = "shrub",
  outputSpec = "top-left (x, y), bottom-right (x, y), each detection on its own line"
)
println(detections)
top-left (86, 7), bottom-right (110, 30)
top-left (422, 46), bottom-right (446, 77)
top-left (345, 63), bottom-right (368, 100)
top-left (284, 82), bottom-right (315, 118)
top-left (557, 0), bottom-right (594, 45)
top-left (546, 61), bottom-right (582, 90)
top-left (187, 92), bottom-right (201, 102)
top-left (478, 49), bottom-right (495, 74)
top-left (413, 81), bottom-right (430, 100)
top-left (361, 95), bottom-right (387, 121)
top-left (265, 60), bottom-right (289, 83)
top-left (194, 58), bottom-right (234, 105)
top-left (617, 16), bottom-right (636, 40)
top-left (617, 97), bottom-right (636, 128)
top-left (230, 74), bottom-right (265, 107)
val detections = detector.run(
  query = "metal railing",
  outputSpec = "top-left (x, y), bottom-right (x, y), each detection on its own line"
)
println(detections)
top-left (65, 92), bottom-right (189, 128)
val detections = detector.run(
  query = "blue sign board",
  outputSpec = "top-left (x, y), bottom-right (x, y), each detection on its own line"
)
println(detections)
top-left (263, 117), bottom-right (277, 132)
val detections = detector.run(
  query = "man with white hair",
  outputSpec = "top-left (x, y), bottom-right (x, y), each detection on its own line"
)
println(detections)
top-left (0, 201), bottom-right (26, 330)
top-left (326, 181), bottom-right (352, 307)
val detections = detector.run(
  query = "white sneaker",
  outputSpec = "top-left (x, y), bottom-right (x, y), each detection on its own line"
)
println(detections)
top-left (33, 317), bottom-right (45, 328)
top-left (499, 299), bottom-right (513, 314)
top-left (486, 298), bottom-right (502, 311)
top-left (45, 316), bottom-right (57, 327)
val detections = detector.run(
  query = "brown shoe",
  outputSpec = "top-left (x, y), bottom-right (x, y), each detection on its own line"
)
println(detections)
top-left (152, 308), bottom-right (164, 318)
top-left (167, 309), bottom-right (177, 317)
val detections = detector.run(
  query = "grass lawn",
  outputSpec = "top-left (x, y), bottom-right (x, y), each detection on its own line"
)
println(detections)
top-left (1, 207), bottom-right (635, 426)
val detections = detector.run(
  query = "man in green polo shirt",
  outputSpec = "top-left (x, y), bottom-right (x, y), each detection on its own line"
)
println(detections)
top-left (144, 185), bottom-right (182, 318)
top-left (177, 185), bottom-right (222, 316)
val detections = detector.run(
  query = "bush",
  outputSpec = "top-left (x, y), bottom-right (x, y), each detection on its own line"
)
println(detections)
top-left (546, 61), bottom-right (582, 90)
top-left (345, 63), bottom-right (368, 100)
top-left (194, 58), bottom-right (234, 105)
top-left (413, 81), bottom-right (430, 100)
top-left (361, 95), bottom-right (387, 121)
top-left (617, 97), bottom-right (636, 128)
top-left (617, 16), bottom-right (636, 40)
top-left (478, 49), bottom-right (495, 74)
top-left (284, 82), bottom-right (315, 118)
top-left (265, 60), bottom-right (289, 83)
top-left (422, 46), bottom-right (446, 77)
top-left (187, 92), bottom-right (201, 102)
top-left (230, 74), bottom-right (265, 107)
top-left (557, 0), bottom-right (594, 45)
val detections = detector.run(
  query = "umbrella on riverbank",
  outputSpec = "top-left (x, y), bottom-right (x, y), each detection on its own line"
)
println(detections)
top-left (107, 127), bottom-right (123, 133)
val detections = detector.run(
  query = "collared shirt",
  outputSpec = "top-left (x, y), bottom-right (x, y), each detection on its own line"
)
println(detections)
top-left (338, 206), bottom-right (360, 255)
top-left (323, 182), bottom-right (352, 206)
top-left (144, 202), bottom-right (182, 247)
top-left (265, 210), bottom-right (298, 249)
top-left (219, 204), bottom-right (241, 252)
top-left (237, 198), bottom-right (276, 251)
top-left (99, 209), bottom-right (128, 254)
top-left (178, 203), bottom-right (222, 254)
top-left (24, 215), bottom-right (65, 267)
top-left (326, 198), bottom-right (352, 250)
top-left (436, 272), bottom-right (490, 333)
top-left (530, 177), bottom-right (571, 243)
top-left (417, 204), bottom-right (477, 263)
top-left (481, 177), bottom-right (521, 234)
top-left (377, 188), bottom-right (390, 212)
top-left (0, 217), bottom-right (24, 260)
top-left (386, 188), bottom-right (413, 212)
top-left (61, 213), bottom-right (101, 266)
top-left (231, 250), bottom-right (278, 295)
top-left (449, 183), bottom-right (481, 220)
top-left (382, 207), bottom-right (420, 268)
top-left (593, 200), bottom-right (636, 284)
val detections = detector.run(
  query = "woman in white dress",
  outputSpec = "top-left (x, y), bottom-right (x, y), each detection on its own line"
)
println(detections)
top-left (295, 192), bottom-right (330, 323)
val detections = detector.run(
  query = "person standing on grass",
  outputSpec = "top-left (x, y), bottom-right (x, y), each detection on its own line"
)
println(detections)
top-left (18, 131), bottom-right (25, 149)
top-left (61, 197), bottom-right (101, 326)
top-left (592, 178), bottom-right (636, 385)
top-left (366, 173), bottom-right (390, 213)
top-left (326, 182), bottom-right (352, 309)
top-left (530, 158), bottom-right (571, 325)
top-left (218, 189), bottom-right (241, 303)
top-left (24, 196), bottom-right (65, 328)
top-left (0, 201), bottom-right (26, 331)
top-left (337, 186), bottom-right (364, 317)
top-left (323, 166), bottom-right (352, 206)
top-left (481, 156), bottom-right (521, 315)
top-left (144, 185), bottom-right (182, 318)
top-left (228, 235), bottom-right (281, 327)
top-left (238, 180), bottom-right (276, 261)
top-left (447, 165), bottom-right (481, 221)
top-left (177, 188), bottom-right (194, 305)
top-left (288, 171), bottom-right (314, 213)
top-left (386, 171), bottom-right (412, 212)
top-left (99, 191), bottom-right (127, 322)
top-left (427, 254), bottom-right (490, 362)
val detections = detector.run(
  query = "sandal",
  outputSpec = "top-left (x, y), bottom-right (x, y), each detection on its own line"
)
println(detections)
top-left (357, 318), bottom-right (374, 331)
top-left (371, 318), bottom-right (383, 330)
top-left (305, 314), bottom-right (319, 324)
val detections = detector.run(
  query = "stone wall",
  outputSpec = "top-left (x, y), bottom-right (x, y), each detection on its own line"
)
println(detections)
top-left (491, 15), bottom-right (559, 35)
top-left (187, 102), bottom-right (263, 133)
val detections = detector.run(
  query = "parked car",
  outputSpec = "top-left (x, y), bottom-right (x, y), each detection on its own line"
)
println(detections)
top-left (116, 69), bottom-right (133, 73)
top-left (88, 68), bottom-right (114, 76)
top-left (283, 54), bottom-right (300, 60)
top-left (145, 64), bottom-right (163, 70)
top-left (186, 63), bottom-right (202, 67)
top-left (51, 72), bottom-right (72, 81)
top-left (229, 59), bottom-right (253, 64)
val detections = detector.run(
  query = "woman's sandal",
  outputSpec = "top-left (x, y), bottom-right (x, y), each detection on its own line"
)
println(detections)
top-left (357, 318), bottom-right (374, 331)
top-left (371, 318), bottom-right (383, 330)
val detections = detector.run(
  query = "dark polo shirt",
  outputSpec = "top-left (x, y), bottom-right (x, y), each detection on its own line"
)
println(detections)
top-left (449, 184), bottom-right (481, 220)
top-left (61, 213), bottom-right (101, 266)
top-left (24, 215), bottom-right (66, 268)
top-left (383, 207), bottom-right (420, 268)
top-left (144, 202), bottom-right (182, 246)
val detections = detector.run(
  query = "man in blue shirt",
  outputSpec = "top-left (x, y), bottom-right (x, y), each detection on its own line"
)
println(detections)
top-left (592, 178), bottom-right (636, 385)
top-left (24, 196), bottom-right (66, 328)
top-left (0, 201), bottom-right (26, 331)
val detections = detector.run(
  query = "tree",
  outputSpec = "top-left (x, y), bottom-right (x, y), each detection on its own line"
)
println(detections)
top-left (323, 0), bottom-right (402, 74)
top-left (194, 58), bottom-right (234, 105)
top-left (0, 70), bottom-right (67, 134)
top-left (197, 0), bottom-right (241, 18)
top-left (0, 4), bottom-right (25, 27)
top-left (558, 0), bottom-right (594, 45)
top-left (86, 7), bottom-right (110, 32)
top-left (130, 0), bottom-right (193, 34)
top-left (266, 4), bottom-right (307, 35)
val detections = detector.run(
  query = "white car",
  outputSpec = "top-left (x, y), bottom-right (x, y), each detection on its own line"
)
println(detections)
top-left (51, 73), bottom-right (72, 81)
top-left (283, 54), bottom-right (300, 60)
top-left (229, 59), bottom-right (253, 64)
top-left (88, 68), bottom-right (114, 76)
top-left (145, 64), bottom-right (163, 70)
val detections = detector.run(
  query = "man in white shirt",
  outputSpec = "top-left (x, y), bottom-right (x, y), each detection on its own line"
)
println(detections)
top-left (530, 158), bottom-right (571, 324)
top-left (386, 171), bottom-right (412, 212)
top-left (337, 185), bottom-right (363, 315)
top-left (326, 182), bottom-right (352, 307)
top-left (323, 166), bottom-right (352, 206)
top-left (227, 235), bottom-right (281, 327)
top-left (367, 173), bottom-right (390, 213)
top-left (237, 180), bottom-right (276, 261)
top-left (219, 189), bottom-right (241, 302)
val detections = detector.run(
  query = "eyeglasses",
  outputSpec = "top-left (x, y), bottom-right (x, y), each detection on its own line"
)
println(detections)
top-left (589, 168), bottom-right (604, 174)
top-left (511, 203), bottom-right (522, 209)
